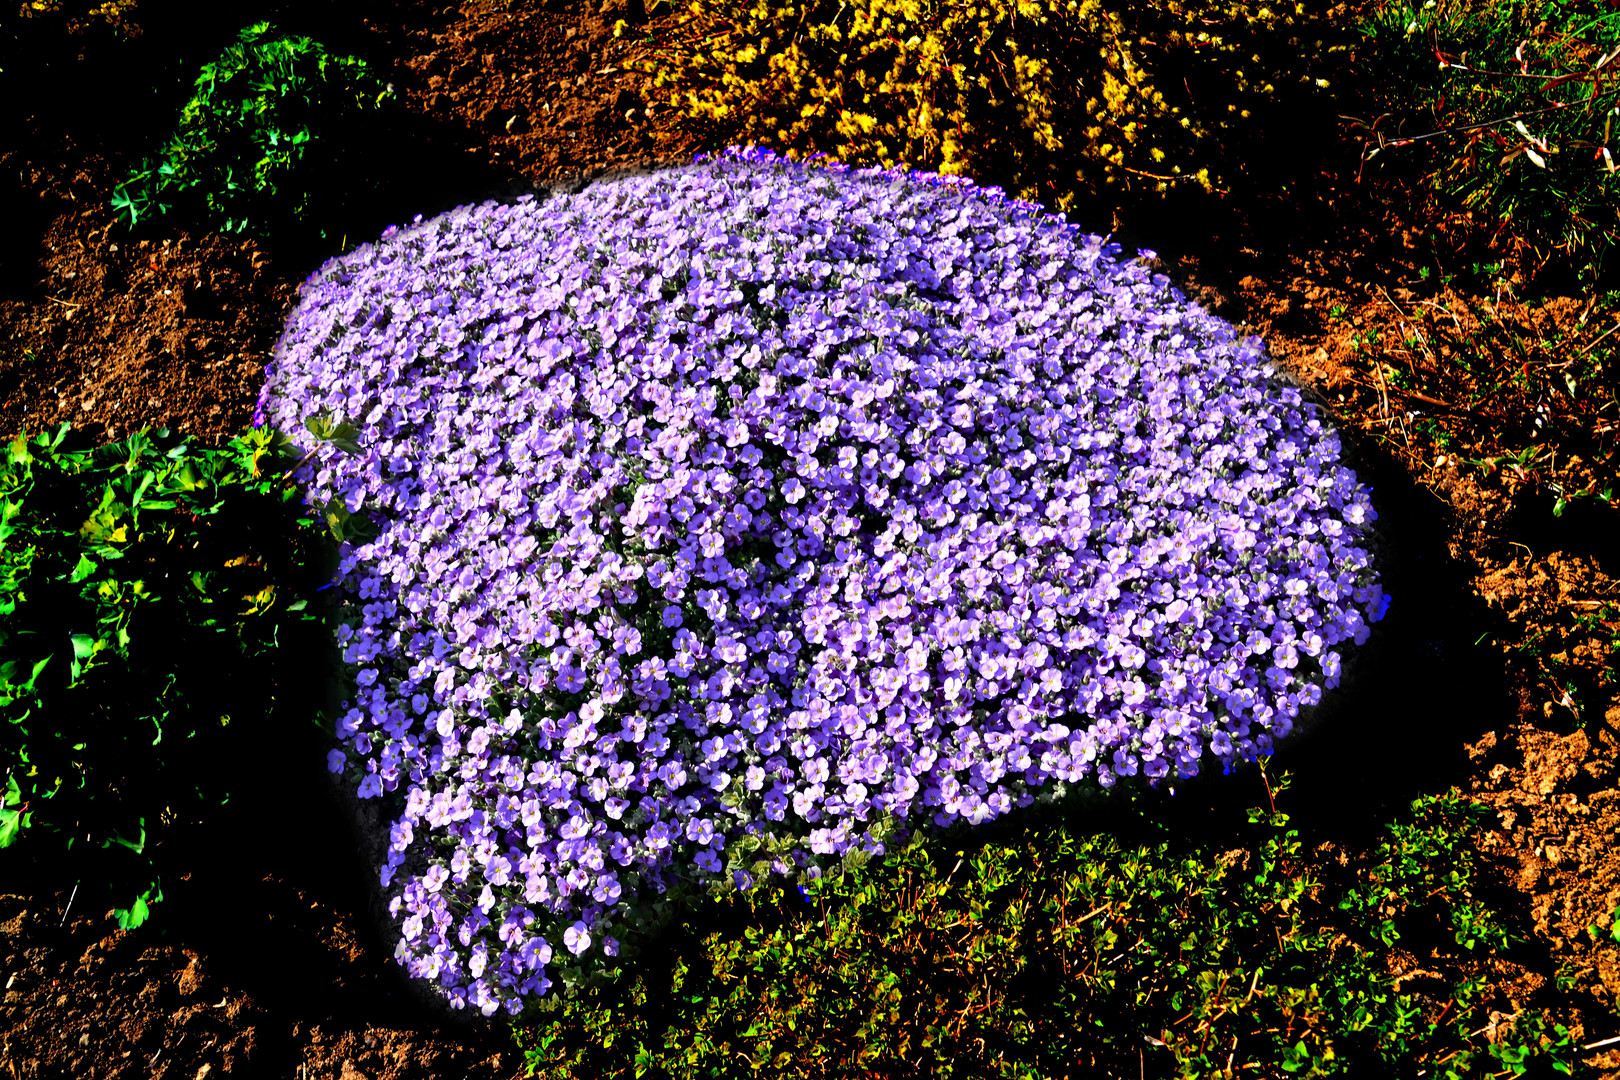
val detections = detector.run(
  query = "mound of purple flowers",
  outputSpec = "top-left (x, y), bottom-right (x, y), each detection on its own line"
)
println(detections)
top-left (257, 147), bottom-right (1387, 1016)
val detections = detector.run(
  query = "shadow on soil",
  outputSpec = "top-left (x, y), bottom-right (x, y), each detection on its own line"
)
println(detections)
top-left (151, 718), bottom-right (515, 1059)
top-left (137, 596), bottom-right (508, 1056)
top-left (1507, 488), bottom-right (1620, 578)
top-left (1164, 424), bottom-right (1510, 848)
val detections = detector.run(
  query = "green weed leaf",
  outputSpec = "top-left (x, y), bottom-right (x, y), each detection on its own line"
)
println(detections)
top-left (302, 410), bottom-right (363, 454)
top-left (112, 879), bottom-right (163, 930)
top-left (0, 773), bottom-right (26, 847)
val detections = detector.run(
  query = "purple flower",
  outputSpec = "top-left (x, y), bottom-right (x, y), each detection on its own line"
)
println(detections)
top-left (520, 936), bottom-right (553, 971)
top-left (263, 146), bottom-right (1386, 1014)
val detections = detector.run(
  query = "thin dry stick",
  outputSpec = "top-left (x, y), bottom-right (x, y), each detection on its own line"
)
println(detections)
top-left (1578, 321), bottom-right (1620, 356)
top-left (1378, 285), bottom-right (1410, 320)
top-left (1378, 287), bottom-right (1425, 378)
top-left (1402, 388), bottom-right (1457, 410)
top-left (1369, 91), bottom-right (1613, 155)
top-left (1370, 358), bottom-right (1391, 420)
top-left (1435, 38), bottom-right (1620, 82)
top-left (1583, 1034), bottom-right (1620, 1051)
top-left (1072, 902), bottom-right (1112, 927)
top-left (280, 446), bottom-right (322, 481)
top-left (59, 882), bottom-right (78, 926)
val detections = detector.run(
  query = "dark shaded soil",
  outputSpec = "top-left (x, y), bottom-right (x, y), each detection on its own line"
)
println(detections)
top-left (2, 0), bottom-right (1618, 1077)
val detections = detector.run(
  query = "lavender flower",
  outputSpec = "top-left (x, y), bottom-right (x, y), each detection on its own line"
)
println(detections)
top-left (260, 147), bottom-right (1387, 1016)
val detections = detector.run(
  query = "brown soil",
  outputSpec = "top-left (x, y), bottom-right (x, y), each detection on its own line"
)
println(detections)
top-left (2, 0), bottom-right (1618, 1077)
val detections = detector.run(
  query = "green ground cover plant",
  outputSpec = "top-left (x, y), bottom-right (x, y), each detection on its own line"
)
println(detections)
top-left (514, 772), bottom-right (1577, 1078)
top-left (0, 422), bottom-right (331, 926)
top-left (1355, 0), bottom-right (1620, 286)
top-left (109, 19), bottom-right (400, 248)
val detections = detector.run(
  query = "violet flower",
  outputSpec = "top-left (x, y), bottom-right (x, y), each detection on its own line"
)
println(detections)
top-left (260, 147), bottom-right (1387, 1015)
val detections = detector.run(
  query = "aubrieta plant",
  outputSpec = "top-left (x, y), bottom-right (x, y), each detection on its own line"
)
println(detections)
top-left (256, 148), bottom-right (1388, 1017)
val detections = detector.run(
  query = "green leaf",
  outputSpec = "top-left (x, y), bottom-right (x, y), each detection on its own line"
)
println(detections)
top-left (78, 487), bottom-right (129, 545)
top-left (0, 655), bottom-right (51, 697)
top-left (107, 821), bottom-right (147, 856)
top-left (68, 553), bottom-right (98, 583)
top-left (303, 411), bottom-right (364, 455)
top-left (0, 806), bottom-right (22, 848)
top-left (114, 896), bottom-right (151, 929)
top-left (70, 633), bottom-right (97, 660)
top-left (113, 880), bottom-right (162, 930)
top-left (0, 774), bottom-right (25, 847)
top-left (321, 497), bottom-right (379, 543)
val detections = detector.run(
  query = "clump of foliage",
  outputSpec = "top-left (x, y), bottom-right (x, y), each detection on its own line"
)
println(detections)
top-left (516, 780), bottom-right (1576, 1079)
top-left (633, 0), bottom-right (1355, 210)
top-left (259, 148), bottom-right (1384, 1014)
top-left (0, 423), bottom-right (331, 926)
top-left (1355, 0), bottom-right (1620, 285)
top-left (109, 19), bottom-right (398, 246)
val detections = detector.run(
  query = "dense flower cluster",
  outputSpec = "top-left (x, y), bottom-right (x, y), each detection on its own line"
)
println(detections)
top-left (257, 148), bottom-right (1387, 1016)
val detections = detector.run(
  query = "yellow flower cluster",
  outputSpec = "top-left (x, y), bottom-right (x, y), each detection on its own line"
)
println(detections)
top-left (18, 0), bottom-right (143, 40)
top-left (637, 0), bottom-right (1341, 206)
